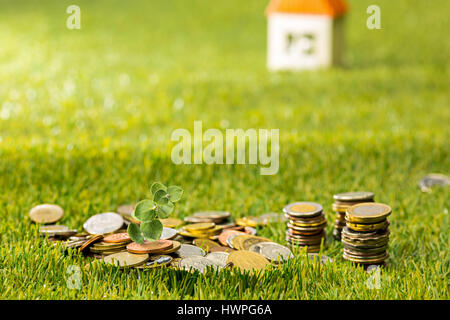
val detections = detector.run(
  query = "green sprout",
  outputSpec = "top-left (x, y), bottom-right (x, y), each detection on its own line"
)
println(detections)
top-left (127, 182), bottom-right (183, 244)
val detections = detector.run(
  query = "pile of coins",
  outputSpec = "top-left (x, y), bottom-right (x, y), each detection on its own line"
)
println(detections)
top-left (31, 198), bottom-right (393, 272)
top-left (32, 204), bottom-right (293, 274)
top-left (184, 211), bottom-right (231, 225)
top-left (284, 202), bottom-right (327, 253)
top-left (178, 222), bottom-right (222, 239)
top-left (332, 192), bottom-right (375, 240)
top-left (342, 202), bottom-right (391, 266)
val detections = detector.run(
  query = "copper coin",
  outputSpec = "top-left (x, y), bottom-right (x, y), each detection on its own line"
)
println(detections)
top-left (208, 246), bottom-right (235, 253)
top-left (126, 240), bottom-right (173, 254)
top-left (218, 230), bottom-right (246, 246)
top-left (103, 232), bottom-right (131, 244)
top-left (80, 234), bottom-right (103, 252)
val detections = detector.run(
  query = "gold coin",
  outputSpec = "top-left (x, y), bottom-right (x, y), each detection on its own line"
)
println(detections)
top-left (185, 223), bottom-right (215, 232)
top-left (103, 252), bottom-right (149, 267)
top-left (346, 220), bottom-right (389, 232)
top-left (193, 239), bottom-right (221, 252)
top-left (160, 218), bottom-right (183, 228)
top-left (29, 204), bottom-right (64, 224)
top-left (235, 217), bottom-right (260, 228)
top-left (157, 240), bottom-right (181, 254)
top-left (188, 226), bottom-right (221, 235)
top-left (291, 204), bottom-right (317, 213)
top-left (231, 235), bottom-right (272, 251)
top-left (178, 230), bottom-right (207, 238)
top-left (226, 251), bottom-right (270, 273)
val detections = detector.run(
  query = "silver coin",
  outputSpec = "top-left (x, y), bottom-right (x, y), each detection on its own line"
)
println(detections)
top-left (160, 227), bottom-right (177, 240)
top-left (176, 244), bottom-right (206, 258)
top-left (418, 174), bottom-right (450, 193)
top-left (39, 225), bottom-right (78, 237)
top-left (193, 211), bottom-right (230, 220)
top-left (205, 252), bottom-right (229, 267)
top-left (64, 239), bottom-right (87, 249)
top-left (260, 212), bottom-right (287, 224)
top-left (83, 212), bottom-right (124, 235)
top-left (117, 204), bottom-right (135, 216)
top-left (69, 235), bottom-right (89, 241)
top-left (308, 253), bottom-right (333, 264)
top-left (179, 255), bottom-right (221, 273)
top-left (183, 216), bottom-right (214, 223)
top-left (244, 227), bottom-right (257, 235)
top-left (139, 255), bottom-right (172, 268)
top-left (39, 225), bottom-right (68, 233)
top-left (333, 192), bottom-right (375, 202)
top-left (227, 234), bottom-right (239, 249)
top-left (248, 242), bottom-right (293, 263)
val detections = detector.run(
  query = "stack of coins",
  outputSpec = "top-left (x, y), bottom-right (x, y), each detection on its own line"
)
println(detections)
top-left (283, 202), bottom-right (327, 253)
top-left (184, 211), bottom-right (230, 224)
top-left (342, 202), bottom-right (391, 266)
top-left (178, 222), bottom-right (222, 239)
top-left (332, 192), bottom-right (375, 240)
top-left (89, 233), bottom-right (132, 256)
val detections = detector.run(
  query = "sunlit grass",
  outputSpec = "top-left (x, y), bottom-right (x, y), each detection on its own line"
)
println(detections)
top-left (0, 0), bottom-right (448, 299)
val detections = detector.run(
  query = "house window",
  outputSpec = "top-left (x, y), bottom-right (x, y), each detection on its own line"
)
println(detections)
top-left (286, 32), bottom-right (316, 56)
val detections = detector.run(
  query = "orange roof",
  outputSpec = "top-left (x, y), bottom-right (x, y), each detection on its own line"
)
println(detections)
top-left (266, 0), bottom-right (348, 17)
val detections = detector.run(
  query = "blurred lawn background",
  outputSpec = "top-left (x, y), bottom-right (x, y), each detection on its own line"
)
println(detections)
top-left (0, 0), bottom-right (448, 299)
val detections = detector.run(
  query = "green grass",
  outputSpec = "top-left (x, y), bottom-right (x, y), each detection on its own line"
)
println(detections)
top-left (0, 0), bottom-right (449, 299)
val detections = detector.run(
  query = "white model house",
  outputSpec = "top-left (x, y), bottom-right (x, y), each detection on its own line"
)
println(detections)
top-left (266, 0), bottom-right (348, 71)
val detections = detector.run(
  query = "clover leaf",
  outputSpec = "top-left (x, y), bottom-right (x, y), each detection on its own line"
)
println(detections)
top-left (128, 182), bottom-right (183, 243)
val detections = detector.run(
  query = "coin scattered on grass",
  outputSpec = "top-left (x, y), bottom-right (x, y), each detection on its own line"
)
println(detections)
top-left (135, 255), bottom-right (173, 269)
top-left (29, 204), bottom-right (64, 224)
top-left (116, 204), bottom-right (135, 216)
top-left (179, 255), bottom-right (221, 273)
top-left (83, 212), bottom-right (124, 235)
top-left (80, 234), bottom-right (103, 252)
top-left (208, 246), bottom-right (235, 253)
top-left (157, 240), bottom-right (181, 254)
top-left (308, 253), bottom-right (333, 264)
top-left (39, 225), bottom-right (69, 235)
top-left (193, 211), bottom-right (230, 221)
top-left (127, 240), bottom-right (173, 254)
top-left (160, 227), bottom-right (178, 240)
top-left (418, 173), bottom-right (450, 193)
top-left (176, 244), bottom-right (206, 257)
top-left (103, 252), bottom-right (149, 267)
top-left (205, 252), bottom-right (229, 267)
top-left (185, 223), bottom-right (215, 232)
top-left (248, 242), bottom-right (293, 264)
top-left (218, 230), bottom-right (246, 247)
top-left (103, 232), bottom-right (131, 244)
top-left (226, 251), bottom-right (270, 274)
top-left (160, 218), bottom-right (183, 228)
top-left (193, 238), bottom-right (220, 252)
